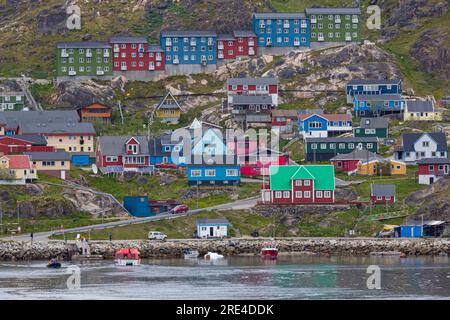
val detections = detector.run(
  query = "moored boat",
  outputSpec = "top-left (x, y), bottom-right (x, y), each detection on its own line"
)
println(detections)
top-left (47, 258), bottom-right (62, 269)
top-left (184, 249), bottom-right (200, 259)
top-left (115, 248), bottom-right (141, 266)
top-left (204, 252), bottom-right (224, 260)
top-left (260, 241), bottom-right (278, 260)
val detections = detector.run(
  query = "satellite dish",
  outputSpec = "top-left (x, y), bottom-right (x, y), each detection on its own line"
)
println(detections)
top-left (92, 164), bottom-right (98, 174)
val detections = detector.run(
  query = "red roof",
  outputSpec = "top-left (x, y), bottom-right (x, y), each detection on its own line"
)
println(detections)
top-left (0, 155), bottom-right (31, 169)
top-left (299, 113), bottom-right (352, 121)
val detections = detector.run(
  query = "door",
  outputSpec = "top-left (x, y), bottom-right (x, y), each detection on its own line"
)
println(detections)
top-left (445, 165), bottom-right (449, 174)
top-left (61, 171), bottom-right (66, 180)
top-left (429, 177), bottom-right (434, 184)
top-left (209, 227), bottom-right (214, 237)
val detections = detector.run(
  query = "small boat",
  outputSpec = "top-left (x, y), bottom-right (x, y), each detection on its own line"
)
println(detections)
top-left (204, 252), bottom-right (224, 260)
top-left (184, 249), bottom-right (199, 259)
top-left (115, 248), bottom-right (141, 266)
top-left (47, 259), bottom-right (62, 269)
top-left (260, 241), bottom-right (278, 260)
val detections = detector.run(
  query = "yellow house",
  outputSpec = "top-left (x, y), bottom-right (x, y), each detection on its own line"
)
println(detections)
top-left (18, 122), bottom-right (96, 153)
top-left (25, 151), bottom-right (71, 180)
top-left (357, 160), bottom-right (379, 176)
top-left (0, 155), bottom-right (37, 183)
top-left (404, 100), bottom-right (443, 121)
top-left (390, 160), bottom-right (407, 175)
top-left (154, 91), bottom-right (182, 124)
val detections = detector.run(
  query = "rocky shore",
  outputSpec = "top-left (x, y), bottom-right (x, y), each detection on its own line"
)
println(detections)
top-left (1, 238), bottom-right (449, 261)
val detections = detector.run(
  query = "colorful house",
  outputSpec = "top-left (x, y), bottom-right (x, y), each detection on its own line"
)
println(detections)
top-left (154, 91), bottom-right (182, 124)
top-left (370, 184), bottom-right (396, 204)
top-left (261, 165), bottom-right (335, 204)
top-left (394, 132), bottom-right (448, 164)
top-left (305, 7), bottom-right (361, 44)
top-left (56, 42), bottom-right (112, 81)
top-left (160, 30), bottom-right (217, 66)
top-left (110, 36), bottom-right (164, 73)
top-left (230, 95), bottom-right (274, 129)
top-left (304, 137), bottom-right (378, 162)
top-left (353, 94), bottom-right (406, 117)
top-left (389, 160), bottom-right (407, 176)
top-left (240, 148), bottom-right (289, 177)
top-left (78, 102), bottom-right (112, 123)
top-left (25, 151), bottom-right (71, 180)
top-left (0, 92), bottom-right (27, 111)
top-left (0, 155), bottom-right (36, 183)
top-left (330, 149), bottom-right (384, 174)
top-left (148, 134), bottom-right (184, 166)
top-left (298, 113), bottom-right (352, 138)
top-left (196, 219), bottom-right (229, 238)
top-left (187, 154), bottom-right (240, 186)
top-left (252, 13), bottom-right (310, 48)
top-left (353, 117), bottom-right (389, 139)
top-left (346, 79), bottom-right (402, 103)
top-left (404, 100), bottom-right (443, 121)
top-left (96, 136), bottom-right (153, 174)
top-left (417, 158), bottom-right (450, 185)
top-left (227, 77), bottom-right (279, 107)
top-left (271, 109), bottom-right (298, 133)
top-left (217, 31), bottom-right (257, 60)
top-left (0, 135), bottom-right (52, 155)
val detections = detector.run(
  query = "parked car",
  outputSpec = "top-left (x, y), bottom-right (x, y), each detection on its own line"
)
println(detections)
top-left (171, 204), bottom-right (189, 214)
top-left (155, 163), bottom-right (177, 169)
top-left (251, 230), bottom-right (259, 237)
top-left (148, 231), bottom-right (167, 240)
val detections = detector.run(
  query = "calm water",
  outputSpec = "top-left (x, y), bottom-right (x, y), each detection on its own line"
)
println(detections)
top-left (1, 256), bottom-right (450, 300)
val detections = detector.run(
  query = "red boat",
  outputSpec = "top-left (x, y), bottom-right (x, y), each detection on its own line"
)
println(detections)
top-left (260, 241), bottom-right (278, 260)
top-left (115, 248), bottom-right (141, 266)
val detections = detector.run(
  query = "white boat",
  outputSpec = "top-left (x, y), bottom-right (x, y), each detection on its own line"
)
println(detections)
top-left (184, 250), bottom-right (200, 259)
top-left (204, 252), bottom-right (224, 260)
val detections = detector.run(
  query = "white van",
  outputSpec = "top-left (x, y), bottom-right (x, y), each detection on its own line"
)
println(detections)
top-left (148, 231), bottom-right (167, 240)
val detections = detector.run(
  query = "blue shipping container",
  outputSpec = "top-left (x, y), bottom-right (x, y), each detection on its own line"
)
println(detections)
top-left (71, 154), bottom-right (91, 166)
top-left (123, 196), bottom-right (151, 217)
top-left (395, 225), bottom-right (423, 238)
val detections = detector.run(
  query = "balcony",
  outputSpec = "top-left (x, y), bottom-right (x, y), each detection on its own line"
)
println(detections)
top-left (207, 40), bottom-right (214, 46)
top-left (96, 70), bottom-right (105, 76)
top-left (335, 18), bottom-right (341, 24)
top-left (68, 71), bottom-right (76, 76)
top-left (113, 46), bottom-right (120, 53)
top-left (294, 40), bottom-right (300, 46)
top-left (190, 40), bottom-right (197, 46)
top-left (121, 65), bottom-right (127, 71)
top-left (218, 43), bottom-right (224, 50)
top-left (61, 51), bottom-right (69, 58)
top-left (318, 35), bottom-right (324, 41)
top-left (248, 48), bottom-right (255, 56)
top-left (301, 23), bottom-right (307, 29)
top-left (345, 35), bottom-right (352, 41)
top-left (352, 17), bottom-right (359, 23)
top-left (283, 22), bottom-right (290, 28)
top-left (86, 51), bottom-right (92, 58)
top-left (149, 64), bottom-right (155, 71)
top-left (218, 52), bottom-right (224, 59)
top-left (103, 51), bottom-right (110, 58)
top-left (155, 54), bottom-right (162, 61)
top-left (248, 39), bottom-right (254, 46)
top-left (165, 39), bottom-right (172, 46)
top-left (311, 18), bottom-right (317, 24)
top-left (173, 59), bottom-right (179, 65)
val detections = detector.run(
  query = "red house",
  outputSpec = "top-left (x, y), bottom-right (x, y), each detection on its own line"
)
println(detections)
top-left (330, 149), bottom-right (384, 173)
top-left (370, 184), bottom-right (396, 204)
top-left (240, 148), bottom-right (289, 176)
top-left (217, 31), bottom-right (257, 60)
top-left (261, 165), bottom-right (335, 204)
top-left (0, 135), bottom-right (54, 155)
top-left (417, 158), bottom-right (450, 185)
top-left (227, 77), bottom-right (279, 107)
top-left (96, 136), bottom-right (153, 174)
top-left (110, 36), bottom-right (164, 72)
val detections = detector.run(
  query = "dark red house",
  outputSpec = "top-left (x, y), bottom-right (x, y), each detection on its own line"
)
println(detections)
top-left (110, 36), bottom-right (165, 72)
top-left (217, 31), bottom-right (257, 60)
top-left (370, 184), bottom-right (396, 204)
top-left (0, 135), bottom-right (54, 155)
top-left (330, 149), bottom-right (384, 173)
top-left (240, 148), bottom-right (289, 177)
top-left (227, 77), bottom-right (279, 107)
top-left (96, 136), bottom-right (153, 174)
top-left (417, 158), bottom-right (450, 185)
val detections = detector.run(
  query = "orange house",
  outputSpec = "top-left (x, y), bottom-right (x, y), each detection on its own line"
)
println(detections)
top-left (79, 103), bottom-right (112, 123)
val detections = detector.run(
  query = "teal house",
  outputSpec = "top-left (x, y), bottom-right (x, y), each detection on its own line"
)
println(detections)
top-left (0, 92), bottom-right (27, 111)
top-left (354, 117), bottom-right (389, 139)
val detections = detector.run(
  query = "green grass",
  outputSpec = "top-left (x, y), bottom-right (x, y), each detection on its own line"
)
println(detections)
top-left (270, 0), bottom-right (354, 12)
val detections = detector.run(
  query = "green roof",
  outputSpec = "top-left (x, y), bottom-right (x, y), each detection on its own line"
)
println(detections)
top-left (269, 165), bottom-right (335, 191)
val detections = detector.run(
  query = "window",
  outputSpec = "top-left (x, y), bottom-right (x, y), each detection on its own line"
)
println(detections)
top-left (283, 191), bottom-right (290, 199)
top-left (324, 191), bottom-right (331, 198)
top-left (226, 169), bottom-right (238, 177)
top-left (205, 169), bottom-right (216, 177)
top-left (377, 196), bottom-right (382, 200)
top-left (191, 170), bottom-right (201, 177)
top-left (304, 180), bottom-right (310, 186)
top-left (429, 165), bottom-right (434, 171)
top-left (311, 143), bottom-right (317, 150)
top-left (316, 191), bottom-right (323, 198)
top-left (295, 180), bottom-right (302, 186)
top-left (422, 141), bottom-right (429, 147)
top-left (367, 143), bottom-right (373, 149)
top-left (106, 156), bottom-right (118, 162)
top-left (295, 191), bottom-right (302, 198)
top-left (275, 191), bottom-right (282, 199)
top-left (330, 143), bottom-right (336, 149)
top-left (309, 121), bottom-right (322, 128)
top-left (304, 191), bottom-right (311, 198)
top-left (320, 143), bottom-right (327, 149)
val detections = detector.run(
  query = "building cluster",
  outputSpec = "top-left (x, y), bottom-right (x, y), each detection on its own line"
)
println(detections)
top-left (55, 7), bottom-right (362, 81)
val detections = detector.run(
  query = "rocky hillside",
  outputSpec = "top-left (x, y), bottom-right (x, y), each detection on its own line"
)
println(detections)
top-left (0, 0), bottom-right (448, 96)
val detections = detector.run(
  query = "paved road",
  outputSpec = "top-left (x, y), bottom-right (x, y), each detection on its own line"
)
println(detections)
top-left (2, 197), bottom-right (259, 242)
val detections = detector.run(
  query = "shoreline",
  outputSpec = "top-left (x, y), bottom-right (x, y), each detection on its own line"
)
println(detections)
top-left (1, 238), bottom-right (449, 261)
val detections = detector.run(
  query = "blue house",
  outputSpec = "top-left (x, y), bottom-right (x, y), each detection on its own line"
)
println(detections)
top-left (187, 154), bottom-right (240, 186)
top-left (160, 30), bottom-right (217, 66)
top-left (252, 13), bottom-right (310, 48)
top-left (346, 79), bottom-right (402, 103)
top-left (394, 225), bottom-right (423, 238)
top-left (148, 134), bottom-right (185, 166)
top-left (353, 94), bottom-right (405, 117)
top-left (298, 113), bottom-right (353, 138)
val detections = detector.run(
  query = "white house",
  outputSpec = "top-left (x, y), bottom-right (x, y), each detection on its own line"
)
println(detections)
top-left (395, 132), bottom-right (448, 164)
top-left (196, 218), bottom-right (229, 238)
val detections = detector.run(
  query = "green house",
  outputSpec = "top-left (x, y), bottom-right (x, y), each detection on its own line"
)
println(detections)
top-left (56, 42), bottom-right (113, 80)
top-left (305, 7), bottom-right (362, 43)
top-left (305, 137), bottom-right (379, 162)
top-left (0, 92), bottom-right (27, 111)
top-left (354, 117), bottom-right (389, 139)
